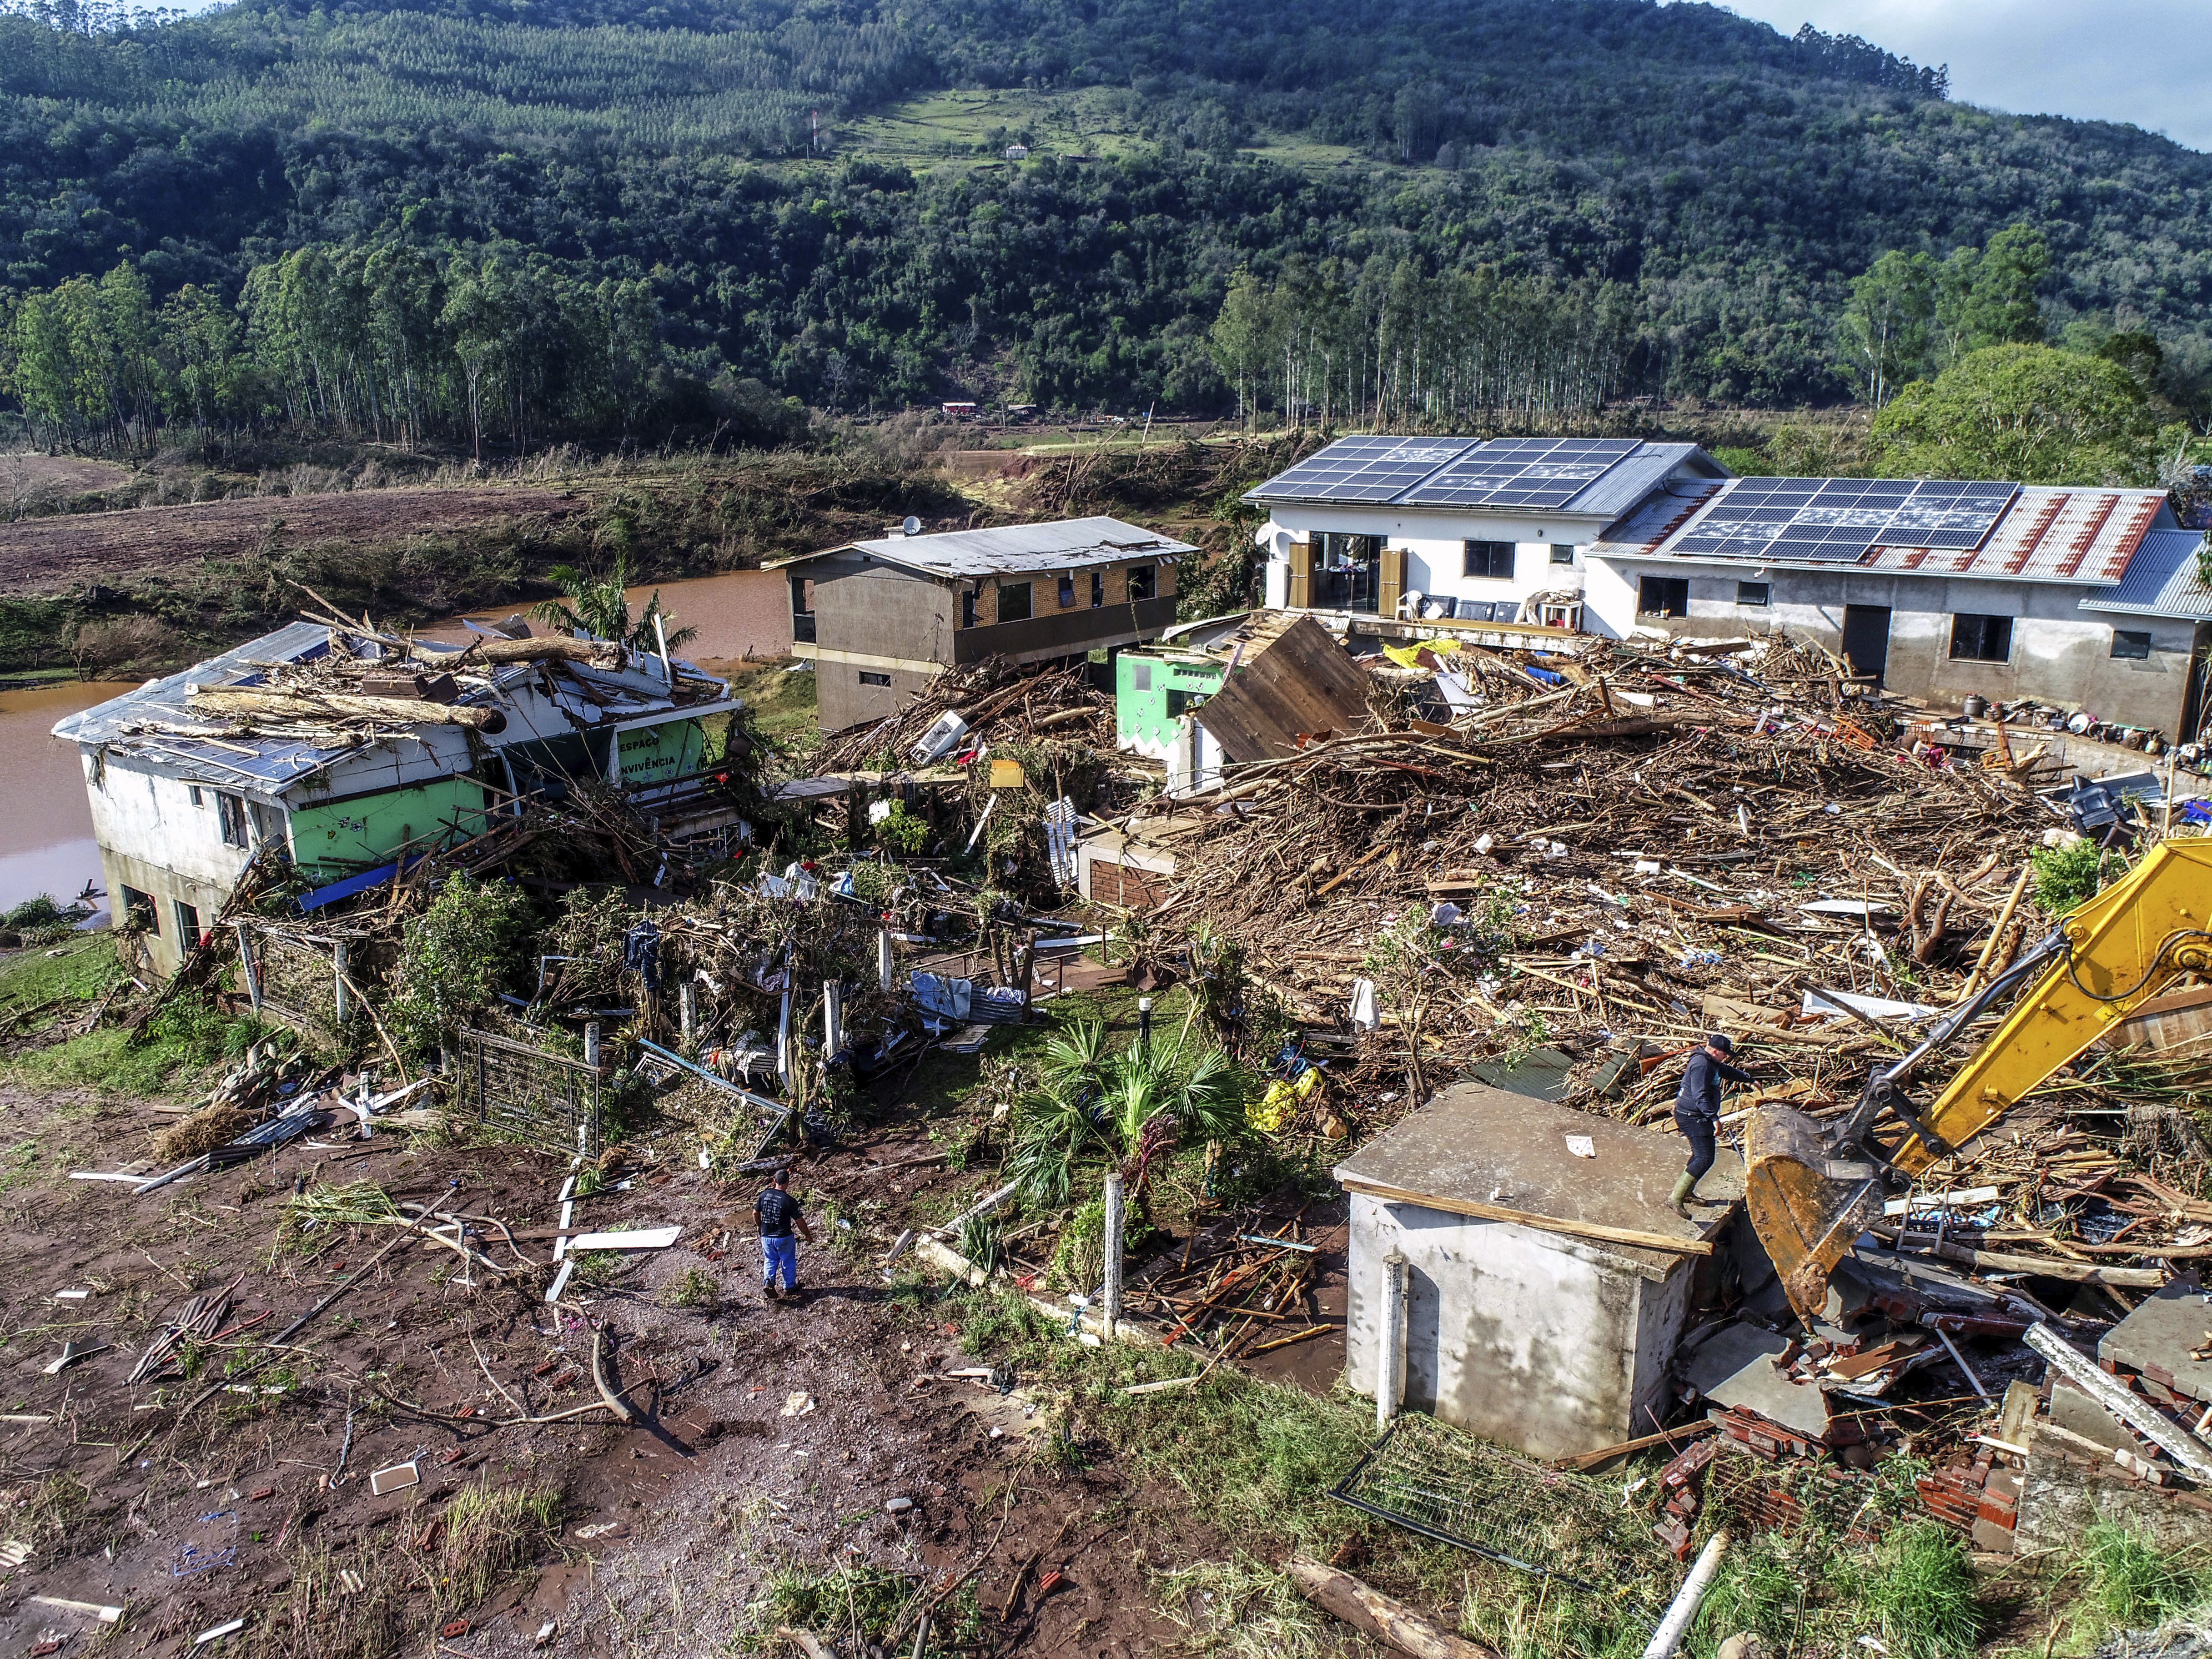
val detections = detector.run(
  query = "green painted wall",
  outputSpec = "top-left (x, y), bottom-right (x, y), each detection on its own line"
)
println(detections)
top-left (617, 718), bottom-right (706, 788)
top-left (1115, 653), bottom-right (1225, 758)
top-left (287, 775), bottom-right (493, 878)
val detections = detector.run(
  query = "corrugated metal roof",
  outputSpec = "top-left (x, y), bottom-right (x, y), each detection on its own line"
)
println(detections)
top-left (774, 516), bottom-right (1194, 578)
top-left (2079, 528), bottom-right (2212, 619)
top-left (1242, 437), bottom-right (1725, 516)
top-left (1597, 478), bottom-right (2170, 585)
top-left (1589, 481), bottom-right (1727, 556)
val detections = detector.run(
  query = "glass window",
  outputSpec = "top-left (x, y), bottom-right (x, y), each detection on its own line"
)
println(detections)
top-left (217, 792), bottom-right (251, 848)
top-left (121, 885), bottom-right (158, 935)
top-left (1126, 565), bottom-right (1156, 601)
top-left (1736, 581), bottom-right (1771, 608)
top-left (1463, 541), bottom-right (1515, 580)
top-left (173, 900), bottom-right (201, 944)
top-left (1091, 571), bottom-right (1104, 608)
top-left (960, 589), bottom-right (977, 629)
top-left (1130, 662), bottom-right (1152, 693)
top-left (997, 582), bottom-right (1033, 623)
top-left (1549, 544), bottom-right (1575, 566)
top-left (1057, 574), bottom-right (1076, 608)
top-left (2111, 629), bottom-right (2152, 660)
top-left (188, 785), bottom-right (205, 806)
top-left (1637, 577), bottom-right (1689, 617)
top-left (1949, 613), bottom-right (2013, 662)
top-left (858, 670), bottom-right (891, 686)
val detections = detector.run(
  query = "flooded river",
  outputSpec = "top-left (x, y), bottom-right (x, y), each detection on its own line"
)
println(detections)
top-left (0, 678), bottom-right (135, 916)
top-left (422, 568), bottom-right (792, 672)
top-left (0, 569), bottom-right (793, 914)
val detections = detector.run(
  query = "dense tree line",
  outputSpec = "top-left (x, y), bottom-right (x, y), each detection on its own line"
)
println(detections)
top-left (0, 0), bottom-right (2208, 432)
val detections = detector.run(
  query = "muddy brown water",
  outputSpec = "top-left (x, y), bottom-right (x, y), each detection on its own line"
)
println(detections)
top-left (422, 568), bottom-right (793, 674)
top-left (0, 678), bottom-right (136, 916)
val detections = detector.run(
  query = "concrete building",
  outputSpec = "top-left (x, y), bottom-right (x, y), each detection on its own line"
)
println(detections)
top-left (1243, 436), bottom-right (1729, 633)
top-left (1336, 1082), bottom-right (1741, 1460)
top-left (773, 517), bottom-right (1192, 731)
top-left (1587, 476), bottom-right (2202, 738)
top-left (1113, 649), bottom-right (1227, 796)
top-left (52, 622), bottom-right (742, 975)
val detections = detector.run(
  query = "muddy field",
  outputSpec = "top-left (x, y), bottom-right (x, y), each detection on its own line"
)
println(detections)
top-left (0, 487), bottom-right (585, 597)
top-left (0, 1064), bottom-right (1352, 1658)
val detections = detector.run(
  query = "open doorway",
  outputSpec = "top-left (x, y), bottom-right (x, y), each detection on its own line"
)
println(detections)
top-left (1841, 605), bottom-right (1892, 686)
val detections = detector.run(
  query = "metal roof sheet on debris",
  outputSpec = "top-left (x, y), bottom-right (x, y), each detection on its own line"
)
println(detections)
top-left (2078, 528), bottom-right (2212, 620)
top-left (1241, 436), bottom-right (1725, 516)
top-left (775, 516), bottom-right (1194, 578)
top-left (1594, 477), bottom-right (2172, 587)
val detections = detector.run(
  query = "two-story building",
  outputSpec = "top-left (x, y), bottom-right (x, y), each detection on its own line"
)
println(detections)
top-left (773, 517), bottom-right (1191, 730)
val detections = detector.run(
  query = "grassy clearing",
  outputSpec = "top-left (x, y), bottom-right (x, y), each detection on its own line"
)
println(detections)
top-left (5, 991), bottom-right (266, 1098)
top-left (718, 654), bottom-right (819, 749)
top-left (0, 933), bottom-right (121, 1016)
top-left (831, 86), bottom-right (1149, 176)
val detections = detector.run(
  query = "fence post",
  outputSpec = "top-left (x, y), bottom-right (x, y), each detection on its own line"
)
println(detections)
top-left (1101, 1172), bottom-right (1125, 1343)
top-left (679, 981), bottom-right (697, 1048)
top-left (1136, 996), bottom-right (1152, 1058)
top-left (584, 1021), bottom-right (602, 1071)
top-left (332, 942), bottom-right (350, 1024)
top-left (823, 981), bottom-right (844, 1057)
top-left (234, 922), bottom-right (262, 1016)
top-left (1376, 1252), bottom-right (1409, 1431)
top-left (877, 927), bottom-right (894, 993)
top-left (776, 989), bottom-right (793, 1087)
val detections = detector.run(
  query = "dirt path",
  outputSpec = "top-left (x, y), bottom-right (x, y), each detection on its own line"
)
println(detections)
top-left (0, 1082), bottom-right (1216, 1657)
top-left (0, 487), bottom-right (584, 596)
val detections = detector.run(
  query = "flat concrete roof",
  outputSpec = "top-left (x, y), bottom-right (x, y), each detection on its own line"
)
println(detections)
top-left (1333, 1081), bottom-right (1743, 1273)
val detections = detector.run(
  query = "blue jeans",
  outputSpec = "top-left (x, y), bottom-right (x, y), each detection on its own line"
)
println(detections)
top-left (761, 1233), bottom-right (799, 1290)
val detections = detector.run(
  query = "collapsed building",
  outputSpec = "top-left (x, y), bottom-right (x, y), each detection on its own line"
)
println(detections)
top-left (51, 618), bottom-right (743, 973)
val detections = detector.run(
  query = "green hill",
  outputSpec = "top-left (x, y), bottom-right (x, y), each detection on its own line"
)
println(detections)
top-left (0, 0), bottom-right (2207, 427)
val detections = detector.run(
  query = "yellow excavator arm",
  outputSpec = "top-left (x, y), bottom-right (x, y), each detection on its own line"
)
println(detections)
top-left (1746, 836), bottom-right (2212, 1322)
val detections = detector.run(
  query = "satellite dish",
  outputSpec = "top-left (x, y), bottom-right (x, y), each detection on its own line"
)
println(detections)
top-left (902, 515), bottom-right (923, 537)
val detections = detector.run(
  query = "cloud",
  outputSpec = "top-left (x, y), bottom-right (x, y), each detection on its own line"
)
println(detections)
top-left (1715, 0), bottom-right (2212, 152)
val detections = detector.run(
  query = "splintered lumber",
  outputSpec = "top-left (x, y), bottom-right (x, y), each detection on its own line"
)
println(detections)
top-left (1194, 615), bottom-right (1375, 763)
top-left (1285, 1557), bottom-right (1497, 1659)
top-left (188, 688), bottom-right (504, 730)
top-left (2025, 1323), bottom-right (2212, 1479)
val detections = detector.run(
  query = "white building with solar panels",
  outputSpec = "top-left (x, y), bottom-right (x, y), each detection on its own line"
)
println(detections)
top-left (1243, 436), bottom-right (2209, 742)
top-left (1242, 436), bottom-right (1729, 632)
top-left (1587, 473), bottom-right (2199, 740)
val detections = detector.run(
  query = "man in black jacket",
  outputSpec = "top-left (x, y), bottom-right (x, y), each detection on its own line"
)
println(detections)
top-left (755, 1166), bottom-right (814, 1303)
top-left (1671, 1032), bottom-right (1755, 1219)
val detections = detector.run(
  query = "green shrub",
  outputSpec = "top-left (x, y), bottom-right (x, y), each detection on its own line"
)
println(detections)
top-left (386, 875), bottom-right (537, 1054)
top-left (2031, 836), bottom-right (2111, 914)
top-left (875, 801), bottom-right (931, 857)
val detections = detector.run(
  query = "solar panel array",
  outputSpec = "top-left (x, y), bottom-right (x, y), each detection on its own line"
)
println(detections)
top-left (1249, 435), bottom-right (1643, 509)
top-left (1670, 477), bottom-right (2019, 564)
top-left (1407, 437), bottom-right (1643, 508)
top-left (1253, 436), bottom-right (1478, 503)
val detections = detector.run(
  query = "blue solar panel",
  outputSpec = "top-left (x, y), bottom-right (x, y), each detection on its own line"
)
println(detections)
top-left (1249, 435), bottom-right (1478, 502)
top-left (1670, 477), bottom-right (2018, 564)
top-left (1404, 437), bottom-right (1641, 509)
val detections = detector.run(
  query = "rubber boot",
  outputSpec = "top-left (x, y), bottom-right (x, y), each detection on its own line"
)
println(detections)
top-left (1668, 1171), bottom-right (1696, 1220)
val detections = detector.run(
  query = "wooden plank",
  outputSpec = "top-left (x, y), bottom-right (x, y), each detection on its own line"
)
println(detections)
top-left (1196, 615), bottom-right (1371, 763)
top-left (1337, 1176), bottom-right (1714, 1256)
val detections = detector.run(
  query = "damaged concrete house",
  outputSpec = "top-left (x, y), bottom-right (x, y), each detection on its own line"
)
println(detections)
top-left (52, 621), bottom-right (743, 974)
top-left (774, 516), bottom-right (1192, 729)
top-left (1244, 433), bottom-right (2208, 738)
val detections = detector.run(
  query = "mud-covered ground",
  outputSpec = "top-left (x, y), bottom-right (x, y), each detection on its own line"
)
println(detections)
top-left (0, 1072), bottom-right (1353, 1658)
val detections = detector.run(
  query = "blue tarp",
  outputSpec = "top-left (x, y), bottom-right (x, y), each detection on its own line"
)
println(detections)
top-left (299, 855), bottom-right (424, 912)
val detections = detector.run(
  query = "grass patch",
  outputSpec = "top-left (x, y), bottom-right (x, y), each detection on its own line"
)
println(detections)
top-left (2075, 1521), bottom-right (2210, 1642)
top-left (0, 934), bottom-right (121, 1016)
top-left (1157, 1553), bottom-right (1333, 1659)
top-left (743, 1560), bottom-right (923, 1652)
top-left (718, 655), bottom-right (819, 749)
top-left (5, 990), bottom-right (264, 1098)
top-left (1832, 1522), bottom-right (1981, 1659)
top-left (660, 1266), bottom-right (720, 1309)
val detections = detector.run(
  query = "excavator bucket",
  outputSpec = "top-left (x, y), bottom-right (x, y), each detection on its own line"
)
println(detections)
top-left (1743, 1103), bottom-right (1885, 1325)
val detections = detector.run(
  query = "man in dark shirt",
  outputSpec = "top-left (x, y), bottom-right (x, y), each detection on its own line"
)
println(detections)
top-left (1671, 1032), bottom-right (1755, 1218)
top-left (755, 1166), bottom-right (814, 1303)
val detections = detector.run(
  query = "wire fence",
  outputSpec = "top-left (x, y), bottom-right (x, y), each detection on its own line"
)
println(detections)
top-left (1331, 1414), bottom-right (1679, 1608)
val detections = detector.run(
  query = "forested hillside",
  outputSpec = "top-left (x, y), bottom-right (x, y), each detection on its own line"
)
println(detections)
top-left (2, 0), bottom-right (2209, 443)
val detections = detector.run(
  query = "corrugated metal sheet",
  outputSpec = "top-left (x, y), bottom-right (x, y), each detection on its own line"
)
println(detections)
top-left (1589, 482), bottom-right (1727, 556)
top-left (2079, 528), bottom-right (2212, 620)
top-left (775, 516), bottom-right (1193, 578)
top-left (1605, 478), bottom-right (2169, 587)
top-left (1568, 442), bottom-right (1724, 521)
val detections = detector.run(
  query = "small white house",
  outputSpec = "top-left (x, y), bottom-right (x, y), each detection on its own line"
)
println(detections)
top-left (1243, 435), bottom-right (1730, 632)
top-left (1336, 1082), bottom-right (1741, 1460)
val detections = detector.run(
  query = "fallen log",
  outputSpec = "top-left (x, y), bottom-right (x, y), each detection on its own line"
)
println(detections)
top-left (407, 635), bottom-right (622, 669)
top-left (189, 688), bottom-right (507, 732)
top-left (1285, 1557), bottom-right (1497, 1659)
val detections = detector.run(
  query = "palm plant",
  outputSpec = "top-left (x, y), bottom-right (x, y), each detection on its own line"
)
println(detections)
top-left (1007, 1019), bottom-right (1245, 1211)
top-left (529, 554), bottom-right (699, 656)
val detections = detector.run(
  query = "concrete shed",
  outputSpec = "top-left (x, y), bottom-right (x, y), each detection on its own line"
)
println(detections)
top-left (1335, 1083), bottom-right (1742, 1460)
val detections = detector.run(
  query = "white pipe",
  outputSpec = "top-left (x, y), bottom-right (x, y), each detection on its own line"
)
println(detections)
top-left (1102, 1173), bottom-right (1125, 1342)
top-left (1642, 1528), bottom-right (1731, 1659)
top-left (1376, 1252), bottom-right (1408, 1431)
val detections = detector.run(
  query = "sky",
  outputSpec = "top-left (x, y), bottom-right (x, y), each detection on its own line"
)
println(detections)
top-left (1716, 0), bottom-right (2212, 153)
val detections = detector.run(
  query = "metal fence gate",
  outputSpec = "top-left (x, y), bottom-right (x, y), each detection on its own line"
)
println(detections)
top-left (451, 1027), bottom-right (609, 1156)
